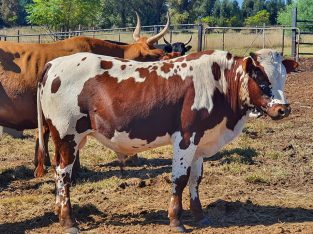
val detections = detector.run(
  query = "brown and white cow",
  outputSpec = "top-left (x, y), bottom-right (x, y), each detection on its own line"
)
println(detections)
top-left (37, 49), bottom-right (298, 232)
top-left (0, 13), bottom-right (172, 177)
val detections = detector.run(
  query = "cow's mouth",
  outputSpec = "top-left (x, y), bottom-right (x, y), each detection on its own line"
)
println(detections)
top-left (261, 104), bottom-right (291, 120)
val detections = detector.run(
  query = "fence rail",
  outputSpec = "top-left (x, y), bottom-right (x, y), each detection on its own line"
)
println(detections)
top-left (0, 23), bottom-right (305, 59)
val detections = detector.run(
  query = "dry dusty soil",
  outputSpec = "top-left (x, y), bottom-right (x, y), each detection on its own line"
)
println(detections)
top-left (0, 58), bottom-right (313, 234)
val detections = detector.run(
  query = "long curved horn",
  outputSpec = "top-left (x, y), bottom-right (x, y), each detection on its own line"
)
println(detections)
top-left (133, 11), bottom-right (141, 41)
top-left (184, 35), bottom-right (192, 45)
top-left (147, 12), bottom-right (170, 45)
top-left (163, 37), bottom-right (170, 45)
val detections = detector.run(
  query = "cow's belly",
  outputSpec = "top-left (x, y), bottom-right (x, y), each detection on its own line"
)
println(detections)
top-left (196, 116), bottom-right (247, 157)
top-left (92, 131), bottom-right (171, 155)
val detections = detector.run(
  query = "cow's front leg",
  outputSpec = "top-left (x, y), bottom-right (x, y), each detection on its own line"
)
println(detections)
top-left (189, 157), bottom-right (209, 226)
top-left (54, 140), bottom-right (79, 233)
top-left (168, 132), bottom-right (197, 232)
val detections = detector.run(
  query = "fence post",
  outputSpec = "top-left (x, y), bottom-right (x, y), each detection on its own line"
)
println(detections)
top-left (38, 34), bottom-right (41, 44)
top-left (291, 7), bottom-right (297, 60)
top-left (17, 30), bottom-right (20, 43)
top-left (262, 23), bottom-right (265, 48)
top-left (197, 24), bottom-right (203, 52)
top-left (222, 30), bottom-right (225, 50)
top-left (281, 28), bottom-right (285, 55)
top-left (154, 25), bottom-right (159, 45)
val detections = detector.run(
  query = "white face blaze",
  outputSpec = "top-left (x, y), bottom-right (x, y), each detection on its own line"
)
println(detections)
top-left (255, 49), bottom-right (288, 106)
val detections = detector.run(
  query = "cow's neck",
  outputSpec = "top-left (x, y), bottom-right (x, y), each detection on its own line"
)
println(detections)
top-left (73, 37), bottom-right (126, 58)
top-left (190, 54), bottom-right (250, 135)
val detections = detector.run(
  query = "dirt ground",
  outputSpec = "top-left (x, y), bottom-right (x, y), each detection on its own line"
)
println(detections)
top-left (0, 58), bottom-right (313, 234)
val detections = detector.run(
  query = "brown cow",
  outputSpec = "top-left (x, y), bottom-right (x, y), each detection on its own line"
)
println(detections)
top-left (0, 13), bottom-right (171, 177)
top-left (37, 49), bottom-right (298, 232)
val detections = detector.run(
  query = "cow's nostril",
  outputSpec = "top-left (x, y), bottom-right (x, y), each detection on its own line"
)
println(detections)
top-left (278, 108), bottom-right (285, 116)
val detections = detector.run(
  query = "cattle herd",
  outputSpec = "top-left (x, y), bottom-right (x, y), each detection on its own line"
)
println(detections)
top-left (0, 12), bottom-right (299, 233)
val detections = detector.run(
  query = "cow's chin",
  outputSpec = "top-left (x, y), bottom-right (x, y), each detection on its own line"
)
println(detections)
top-left (264, 104), bottom-right (291, 120)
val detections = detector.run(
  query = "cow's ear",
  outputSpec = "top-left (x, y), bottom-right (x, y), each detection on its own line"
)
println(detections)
top-left (282, 59), bottom-right (299, 73)
top-left (242, 57), bottom-right (256, 75)
top-left (185, 45), bottom-right (192, 52)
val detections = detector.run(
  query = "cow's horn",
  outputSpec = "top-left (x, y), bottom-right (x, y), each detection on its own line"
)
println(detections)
top-left (163, 37), bottom-right (170, 45)
top-left (184, 35), bottom-right (192, 45)
top-left (133, 11), bottom-right (141, 41)
top-left (147, 12), bottom-right (170, 45)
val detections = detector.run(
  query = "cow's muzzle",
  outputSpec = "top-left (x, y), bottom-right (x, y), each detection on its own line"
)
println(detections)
top-left (265, 104), bottom-right (291, 120)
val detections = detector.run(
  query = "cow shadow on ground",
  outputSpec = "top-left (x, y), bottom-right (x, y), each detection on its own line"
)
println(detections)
top-left (0, 204), bottom-right (105, 233)
top-left (0, 147), bottom-right (257, 189)
top-left (101, 199), bottom-right (313, 229)
top-left (1, 200), bottom-right (313, 232)
top-left (0, 165), bottom-right (34, 189)
top-left (76, 158), bottom-right (172, 185)
top-left (76, 147), bottom-right (257, 185)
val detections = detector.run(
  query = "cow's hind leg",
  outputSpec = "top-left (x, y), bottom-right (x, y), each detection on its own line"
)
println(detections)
top-left (189, 157), bottom-right (209, 226)
top-left (52, 133), bottom-right (82, 233)
top-left (34, 125), bottom-right (51, 177)
top-left (168, 132), bottom-right (197, 232)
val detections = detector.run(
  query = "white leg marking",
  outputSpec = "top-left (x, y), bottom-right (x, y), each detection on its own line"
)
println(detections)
top-left (171, 131), bottom-right (197, 194)
top-left (55, 163), bottom-right (74, 207)
top-left (189, 157), bottom-right (203, 200)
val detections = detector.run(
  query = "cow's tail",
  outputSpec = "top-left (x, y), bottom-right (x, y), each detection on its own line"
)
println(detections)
top-left (37, 81), bottom-right (45, 154)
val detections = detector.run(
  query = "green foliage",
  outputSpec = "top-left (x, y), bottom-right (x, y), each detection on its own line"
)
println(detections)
top-left (278, 0), bottom-right (313, 30)
top-left (0, 0), bottom-right (289, 29)
top-left (26, 0), bottom-right (101, 31)
top-left (245, 9), bottom-right (270, 26)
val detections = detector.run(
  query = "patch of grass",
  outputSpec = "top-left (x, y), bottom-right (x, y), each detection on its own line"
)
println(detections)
top-left (222, 162), bottom-right (249, 175)
top-left (265, 151), bottom-right (285, 160)
top-left (246, 174), bottom-right (270, 185)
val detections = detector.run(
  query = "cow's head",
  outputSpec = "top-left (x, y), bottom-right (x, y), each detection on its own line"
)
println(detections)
top-left (124, 12), bottom-right (170, 61)
top-left (242, 49), bottom-right (298, 120)
top-left (163, 36), bottom-right (192, 55)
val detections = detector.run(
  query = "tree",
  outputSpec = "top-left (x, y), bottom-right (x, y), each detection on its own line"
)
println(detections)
top-left (245, 9), bottom-right (270, 26)
top-left (278, 0), bottom-right (313, 30)
top-left (1, 0), bottom-right (21, 26)
top-left (167, 0), bottom-right (197, 24)
top-left (26, 0), bottom-right (101, 31)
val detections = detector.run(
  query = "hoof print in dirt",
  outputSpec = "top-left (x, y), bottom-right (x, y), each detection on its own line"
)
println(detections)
top-left (118, 178), bottom-right (147, 189)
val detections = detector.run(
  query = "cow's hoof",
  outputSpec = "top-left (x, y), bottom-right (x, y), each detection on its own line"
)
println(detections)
top-left (65, 227), bottom-right (80, 234)
top-left (196, 216), bottom-right (210, 227)
top-left (171, 225), bottom-right (187, 233)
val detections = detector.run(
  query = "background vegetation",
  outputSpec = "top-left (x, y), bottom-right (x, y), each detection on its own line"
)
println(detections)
top-left (0, 0), bottom-right (310, 31)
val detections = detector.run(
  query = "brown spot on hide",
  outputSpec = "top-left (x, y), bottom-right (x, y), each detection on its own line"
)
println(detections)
top-left (81, 57), bottom-right (87, 61)
top-left (173, 167), bottom-right (191, 195)
top-left (212, 62), bottom-right (221, 81)
top-left (190, 66), bottom-right (193, 71)
top-left (41, 63), bottom-right (52, 87)
top-left (181, 63), bottom-right (187, 68)
top-left (226, 52), bottom-right (232, 60)
top-left (185, 50), bottom-right (214, 61)
top-left (160, 62), bottom-right (174, 73)
top-left (101, 60), bottom-right (113, 70)
top-left (51, 77), bottom-right (61, 93)
top-left (77, 63), bottom-right (80, 66)
top-left (75, 116), bottom-right (91, 133)
top-left (121, 65), bottom-right (126, 70)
